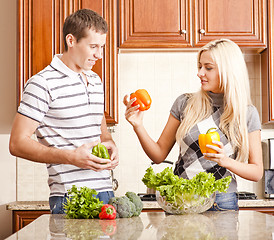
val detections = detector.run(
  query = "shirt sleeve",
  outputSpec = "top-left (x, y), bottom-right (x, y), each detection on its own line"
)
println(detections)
top-left (170, 94), bottom-right (189, 121)
top-left (18, 75), bottom-right (51, 123)
top-left (246, 105), bottom-right (261, 132)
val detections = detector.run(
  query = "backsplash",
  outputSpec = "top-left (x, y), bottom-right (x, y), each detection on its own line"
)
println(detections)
top-left (17, 50), bottom-right (273, 201)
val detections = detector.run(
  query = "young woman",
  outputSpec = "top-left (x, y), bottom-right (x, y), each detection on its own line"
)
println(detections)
top-left (123, 39), bottom-right (263, 211)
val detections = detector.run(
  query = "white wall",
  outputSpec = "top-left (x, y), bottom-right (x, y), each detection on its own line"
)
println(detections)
top-left (0, 0), bottom-right (17, 239)
top-left (114, 51), bottom-right (200, 196)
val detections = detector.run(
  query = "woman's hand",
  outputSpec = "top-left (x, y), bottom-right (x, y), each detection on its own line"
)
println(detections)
top-left (205, 131), bottom-right (263, 182)
top-left (203, 140), bottom-right (230, 167)
top-left (123, 94), bottom-right (144, 128)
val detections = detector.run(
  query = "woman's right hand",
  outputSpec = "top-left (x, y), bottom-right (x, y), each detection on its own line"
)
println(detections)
top-left (123, 94), bottom-right (144, 128)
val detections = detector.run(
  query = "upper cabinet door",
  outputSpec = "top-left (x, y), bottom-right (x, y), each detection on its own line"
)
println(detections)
top-left (119, 0), bottom-right (191, 48)
top-left (194, 0), bottom-right (267, 48)
top-left (18, 0), bottom-right (118, 124)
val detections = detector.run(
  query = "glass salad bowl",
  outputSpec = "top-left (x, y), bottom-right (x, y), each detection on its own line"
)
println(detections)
top-left (156, 190), bottom-right (216, 214)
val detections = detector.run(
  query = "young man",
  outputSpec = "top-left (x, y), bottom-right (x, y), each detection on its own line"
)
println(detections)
top-left (9, 9), bottom-right (119, 213)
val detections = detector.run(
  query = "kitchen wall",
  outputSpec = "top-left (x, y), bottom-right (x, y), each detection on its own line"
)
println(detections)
top-left (16, 49), bottom-right (274, 202)
top-left (0, 0), bottom-right (17, 239)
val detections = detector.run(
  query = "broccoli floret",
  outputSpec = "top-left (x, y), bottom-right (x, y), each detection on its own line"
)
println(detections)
top-left (108, 196), bottom-right (136, 218)
top-left (125, 192), bottom-right (143, 216)
top-left (108, 197), bottom-right (119, 209)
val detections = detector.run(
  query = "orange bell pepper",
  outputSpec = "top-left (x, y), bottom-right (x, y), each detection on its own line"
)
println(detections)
top-left (198, 128), bottom-right (220, 154)
top-left (130, 89), bottom-right (152, 111)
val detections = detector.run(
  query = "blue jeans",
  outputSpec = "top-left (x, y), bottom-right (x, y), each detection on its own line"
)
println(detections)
top-left (49, 191), bottom-right (115, 214)
top-left (208, 192), bottom-right (239, 211)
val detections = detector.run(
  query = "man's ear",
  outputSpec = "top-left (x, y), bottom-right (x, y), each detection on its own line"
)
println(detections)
top-left (65, 34), bottom-right (75, 48)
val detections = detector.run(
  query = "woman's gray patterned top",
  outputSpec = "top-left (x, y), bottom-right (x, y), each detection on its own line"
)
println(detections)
top-left (170, 91), bottom-right (261, 192)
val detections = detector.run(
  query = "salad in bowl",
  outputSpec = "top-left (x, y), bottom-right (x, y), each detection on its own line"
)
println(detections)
top-left (142, 167), bottom-right (231, 214)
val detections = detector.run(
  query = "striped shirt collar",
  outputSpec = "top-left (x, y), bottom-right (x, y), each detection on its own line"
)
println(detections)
top-left (51, 54), bottom-right (97, 86)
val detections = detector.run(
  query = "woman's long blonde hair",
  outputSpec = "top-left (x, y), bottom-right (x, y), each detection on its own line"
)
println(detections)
top-left (176, 39), bottom-right (252, 162)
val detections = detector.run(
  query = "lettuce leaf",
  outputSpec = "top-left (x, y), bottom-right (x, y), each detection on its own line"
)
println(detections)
top-left (142, 167), bottom-right (231, 204)
top-left (63, 185), bottom-right (104, 219)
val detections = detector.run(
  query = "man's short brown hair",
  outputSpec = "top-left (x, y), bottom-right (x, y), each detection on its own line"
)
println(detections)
top-left (63, 9), bottom-right (108, 51)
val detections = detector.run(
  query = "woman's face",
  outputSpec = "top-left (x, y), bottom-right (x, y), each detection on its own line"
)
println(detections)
top-left (197, 51), bottom-right (223, 93)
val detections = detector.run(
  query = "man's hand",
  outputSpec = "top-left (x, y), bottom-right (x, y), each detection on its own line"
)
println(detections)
top-left (69, 141), bottom-right (113, 171)
top-left (101, 141), bottom-right (119, 170)
top-left (10, 113), bottom-right (118, 172)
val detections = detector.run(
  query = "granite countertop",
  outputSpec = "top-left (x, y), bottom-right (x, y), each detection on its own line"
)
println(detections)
top-left (7, 201), bottom-right (51, 211)
top-left (6, 211), bottom-right (274, 239)
top-left (6, 198), bottom-right (274, 211)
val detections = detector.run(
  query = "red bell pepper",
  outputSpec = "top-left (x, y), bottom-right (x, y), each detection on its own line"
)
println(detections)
top-left (130, 89), bottom-right (152, 111)
top-left (99, 204), bottom-right (116, 220)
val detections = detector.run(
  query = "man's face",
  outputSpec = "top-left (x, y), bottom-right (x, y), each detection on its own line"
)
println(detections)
top-left (69, 28), bottom-right (106, 73)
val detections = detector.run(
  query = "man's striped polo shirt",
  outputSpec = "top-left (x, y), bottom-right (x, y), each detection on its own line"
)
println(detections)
top-left (18, 54), bottom-right (113, 197)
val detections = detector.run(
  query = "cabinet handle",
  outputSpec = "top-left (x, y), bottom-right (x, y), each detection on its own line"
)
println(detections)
top-left (199, 29), bottom-right (206, 34)
top-left (180, 30), bottom-right (187, 34)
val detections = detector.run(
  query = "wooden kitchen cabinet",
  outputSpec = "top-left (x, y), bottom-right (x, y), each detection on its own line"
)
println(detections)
top-left (119, 0), bottom-right (267, 49)
top-left (261, 0), bottom-right (274, 123)
top-left (12, 210), bottom-right (50, 233)
top-left (240, 207), bottom-right (274, 216)
top-left (18, 0), bottom-right (118, 124)
top-left (194, 0), bottom-right (267, 48)
top-left (118, 0), bottom-right (191, 48)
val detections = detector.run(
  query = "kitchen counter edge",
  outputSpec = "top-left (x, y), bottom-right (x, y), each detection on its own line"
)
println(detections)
top-left (6, 199), bottom-right (274, 211)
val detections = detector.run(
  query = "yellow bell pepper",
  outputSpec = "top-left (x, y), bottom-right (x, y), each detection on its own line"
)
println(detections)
top-left (198, 128), bottom-right (220, 154)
